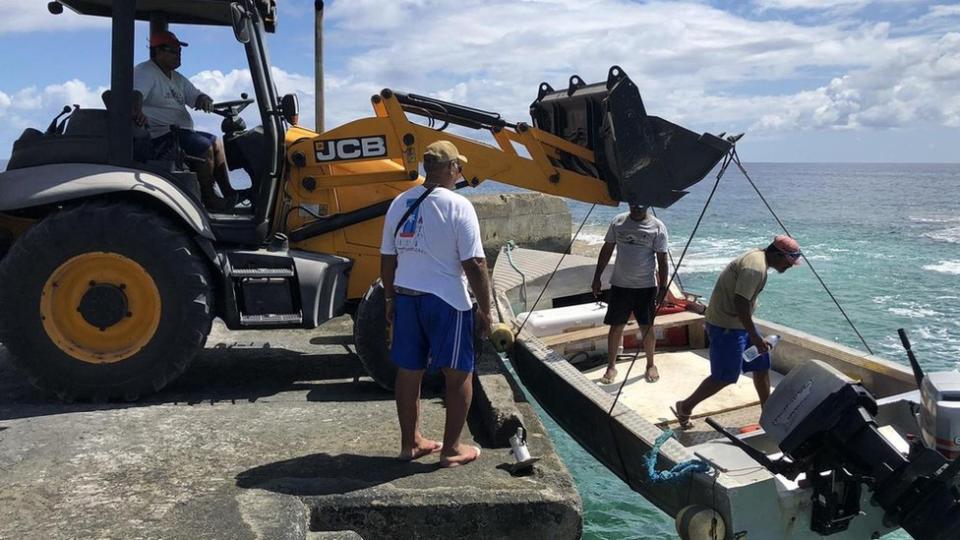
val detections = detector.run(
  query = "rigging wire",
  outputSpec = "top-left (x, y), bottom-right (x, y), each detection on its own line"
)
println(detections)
top-left (650, 207), bottom-right (684, 291)
top-left (729, 150), bottom-right (874, 355)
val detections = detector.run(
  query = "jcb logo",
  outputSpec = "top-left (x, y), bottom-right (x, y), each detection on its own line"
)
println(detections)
top-left (314, 136), bottom-right (387, 162)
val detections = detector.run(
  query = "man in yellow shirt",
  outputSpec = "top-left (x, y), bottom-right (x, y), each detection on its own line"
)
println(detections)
top-left (673, 235), bottom-right (801, 429)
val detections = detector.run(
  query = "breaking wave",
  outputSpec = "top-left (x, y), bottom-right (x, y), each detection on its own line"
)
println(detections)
top-left (923, 261), bottom-right (960, 275)
top-left (923, 226), bottom-right (960, 244)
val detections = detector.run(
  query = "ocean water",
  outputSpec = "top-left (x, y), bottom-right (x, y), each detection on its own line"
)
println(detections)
top-left (477, 162), bottom-right (959, 539)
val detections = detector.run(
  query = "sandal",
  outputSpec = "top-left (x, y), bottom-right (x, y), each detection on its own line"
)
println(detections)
top-left (645, 365), bottom-right (659, 383)
top-left (670, 401), bottom-right (693, 430)
top-left (599, 368), bottom-right (618, 385)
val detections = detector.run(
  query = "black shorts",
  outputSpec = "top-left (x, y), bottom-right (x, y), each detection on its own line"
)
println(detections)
top-left (603, 286), bottom-right (657, 326)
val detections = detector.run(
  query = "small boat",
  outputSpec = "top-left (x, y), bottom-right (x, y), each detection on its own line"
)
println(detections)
top-left (492, 246), bottom-right (960, 540)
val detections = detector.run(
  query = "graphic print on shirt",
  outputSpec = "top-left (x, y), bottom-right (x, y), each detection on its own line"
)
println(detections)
top-left (164, 86), bottom-right (184, 104)
top-left (616, 230), bottom-right (655, 248)
top-left (396, 198), bottom-right (425, 252)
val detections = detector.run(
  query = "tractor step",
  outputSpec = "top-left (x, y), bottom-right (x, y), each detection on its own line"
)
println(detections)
top-left (221, 249), bottom-right (304, 329)
top-left (239, 313), bottom-right (303, 326)
top-left (230, 267), bottom-right (296, 277)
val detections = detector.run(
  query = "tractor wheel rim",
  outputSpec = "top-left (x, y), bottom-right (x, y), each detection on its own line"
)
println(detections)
top-left (40, 252), bottom-right (162, 364)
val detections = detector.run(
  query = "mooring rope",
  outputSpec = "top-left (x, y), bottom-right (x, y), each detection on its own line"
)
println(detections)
top-left (729, 150), bottom-right (874, 354)
top-left (645, 429), bottom-right (712, 482)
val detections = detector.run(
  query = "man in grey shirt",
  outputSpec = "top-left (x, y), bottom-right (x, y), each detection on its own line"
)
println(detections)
top-left (133, 30), bottom-right (242, 211)
top-left (591, 205), bottom-right (669, 384)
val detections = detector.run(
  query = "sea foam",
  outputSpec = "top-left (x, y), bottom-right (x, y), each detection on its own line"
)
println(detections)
top-left (923, 226), bottom-right (960, 244)
top-left (923, 260), bottom-right (960, 275)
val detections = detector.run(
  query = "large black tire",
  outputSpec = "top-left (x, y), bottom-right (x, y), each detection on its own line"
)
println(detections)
top-left (353, 281), bottom-right (396, 390)
top-left (0, 199), bottom-right (213, 401)
top-left (353, 281), bottom-right (444, 392)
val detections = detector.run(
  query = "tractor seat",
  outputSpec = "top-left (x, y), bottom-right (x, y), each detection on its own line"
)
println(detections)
top-left (5, 91), bottom-right (151, 171)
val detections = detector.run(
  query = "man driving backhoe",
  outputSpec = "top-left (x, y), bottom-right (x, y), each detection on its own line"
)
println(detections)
top-left (134, 30), bottom-right (243, 211)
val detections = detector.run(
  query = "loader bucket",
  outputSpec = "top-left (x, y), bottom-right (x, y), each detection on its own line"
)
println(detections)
top-left (530, 66), bottom-right (732, 208)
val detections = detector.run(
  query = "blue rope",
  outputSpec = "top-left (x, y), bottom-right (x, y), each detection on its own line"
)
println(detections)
top-left (645, 429), bottom-right (711, 483)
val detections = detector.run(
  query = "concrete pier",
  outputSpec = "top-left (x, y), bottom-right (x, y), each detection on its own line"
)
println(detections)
top-left (0, 316), bottom-right (581, 540)
top-left (468, 192), bottom-right (572, 264)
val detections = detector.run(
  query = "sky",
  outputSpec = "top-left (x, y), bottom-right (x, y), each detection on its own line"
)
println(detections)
top-left (0, 0), bottom-right (958, 162)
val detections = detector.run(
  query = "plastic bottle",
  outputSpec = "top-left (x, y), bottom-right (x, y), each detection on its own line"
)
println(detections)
top-left (742, 335), bottom-right (781, 363)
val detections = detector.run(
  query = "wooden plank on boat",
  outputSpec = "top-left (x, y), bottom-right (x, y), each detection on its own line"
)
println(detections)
top-left (540, 311), bottom-right (705, 347)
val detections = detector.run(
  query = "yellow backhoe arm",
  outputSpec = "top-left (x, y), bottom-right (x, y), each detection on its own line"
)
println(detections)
top-left (280, 67), bottom-right (731, 300)
top-left (284, 90), bottom-right (616, 205)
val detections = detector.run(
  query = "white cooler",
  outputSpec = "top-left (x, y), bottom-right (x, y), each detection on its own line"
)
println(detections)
top-left (516, 302), bottom-right (608, 338)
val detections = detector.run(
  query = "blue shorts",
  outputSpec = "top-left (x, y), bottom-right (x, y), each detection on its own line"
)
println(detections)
top-left (707, 323), bottom-right (770, 383)
top-left (391, 293), bottom-right (475, 373)
top-left (152, 128), bottom-right (216, 159)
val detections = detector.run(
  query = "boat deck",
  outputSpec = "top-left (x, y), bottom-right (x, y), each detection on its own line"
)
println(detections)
top-left (581, 349), bottom-right (776, 445)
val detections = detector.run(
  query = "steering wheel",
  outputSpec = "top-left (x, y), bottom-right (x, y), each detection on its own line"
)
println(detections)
top-left (211, 98), bottom-right (254, 117)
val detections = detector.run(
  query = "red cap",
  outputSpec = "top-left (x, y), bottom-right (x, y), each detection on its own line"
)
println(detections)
top-left (149, 31), bottom-right (188, 48)
top-left (773, 235), bottom-right (802, 265)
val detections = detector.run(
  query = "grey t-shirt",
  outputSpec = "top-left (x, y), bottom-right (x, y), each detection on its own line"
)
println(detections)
top-left (604, 212), bottom-right (669, 288)
top-left (133, 60), bottom-right (204, 138)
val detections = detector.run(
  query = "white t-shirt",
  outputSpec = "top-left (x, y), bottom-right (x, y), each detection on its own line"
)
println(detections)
top-left (381, 185), bottom-right (485, 311)
top-left (604, 212), bottom-right (669, 288)
top-left (133, 60), bottom-right (204, 139)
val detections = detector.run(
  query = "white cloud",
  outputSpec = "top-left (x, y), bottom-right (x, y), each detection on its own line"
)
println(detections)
top-left (1, 1), bottom-right (958, 160)
top-left (0, 79), bottom-right (106, 116)
top-left (753, 0), bottom-right (871, 10)
top-left (314, 0), bottom-right (960, 137)
top-left (0, 1), bottom-right (108, 34)
top-left (751, 0), bottom-right (918, 12)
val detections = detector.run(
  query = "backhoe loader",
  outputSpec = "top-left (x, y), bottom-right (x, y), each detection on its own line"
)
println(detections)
top-left (0, 0), bottom-right (730, 400)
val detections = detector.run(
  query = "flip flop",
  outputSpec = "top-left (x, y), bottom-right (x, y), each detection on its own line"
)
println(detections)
top-left (645, 365), bottom-right (660, 383)
top-left (439, 445), bottom-right (481, 468)
top-left (599, 369), bottom-right (618, 385)
top-left (670, 402), bottom-right (693, 430)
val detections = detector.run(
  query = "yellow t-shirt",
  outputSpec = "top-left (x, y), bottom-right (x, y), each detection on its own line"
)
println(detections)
top-left (705, 249), bottom-right (768, 330)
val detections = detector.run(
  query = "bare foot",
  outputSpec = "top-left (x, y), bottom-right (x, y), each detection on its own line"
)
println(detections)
top-left (645, 365), bottom-right (659, 383)
top-left (439, 444), bottom-right (481, 468)
top-left (398, 438), bottom-right (443, 461)
top-left (599, 367), bottom-right (618, 385)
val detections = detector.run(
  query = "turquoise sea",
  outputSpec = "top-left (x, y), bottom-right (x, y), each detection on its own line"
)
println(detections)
top-left (478, 162), bottom-right (960, 539)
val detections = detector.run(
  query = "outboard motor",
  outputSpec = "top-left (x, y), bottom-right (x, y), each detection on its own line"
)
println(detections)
top-left (761, 360), bottom-right (960, 539)
top-left (920, 371), bottom-right (960, 459)
top-left (530, 66), bottom-right (732, 208)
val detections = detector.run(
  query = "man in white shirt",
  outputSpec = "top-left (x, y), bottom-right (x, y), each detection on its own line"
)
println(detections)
top-left (133, 31), bottom-right (241, 210)
top-left (591, 205), bottom-right (669, 385)
top-left (380, 140), bottom-right (491, 468)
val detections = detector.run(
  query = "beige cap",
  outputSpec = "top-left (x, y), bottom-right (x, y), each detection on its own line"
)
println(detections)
top-left (423, 140), bottom-right (468, 164)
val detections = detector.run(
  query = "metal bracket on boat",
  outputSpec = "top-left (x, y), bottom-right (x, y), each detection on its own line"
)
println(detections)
top-left (704, 417), bottom-right (800, 479)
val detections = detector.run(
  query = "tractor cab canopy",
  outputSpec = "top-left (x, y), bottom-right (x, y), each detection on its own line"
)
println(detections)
top-left (57, 0), bottom-right (277, 31)
top-left (11, 0), bottom-right (288, 243)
